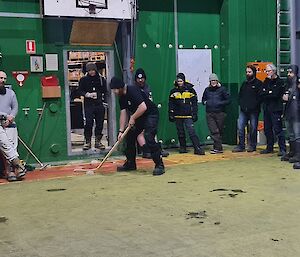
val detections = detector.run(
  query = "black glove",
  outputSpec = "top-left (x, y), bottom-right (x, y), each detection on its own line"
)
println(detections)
top-left (169, 115), bottom-right (175, 122)
top-left (192, 115), bottom-right (198, 122)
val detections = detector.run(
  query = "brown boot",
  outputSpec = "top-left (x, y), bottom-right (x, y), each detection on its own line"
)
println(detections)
top-left (10, 158), bottom-right (26, 179)
top-left (83, 139), bottom-right (91, 150)
top-left (95, 136), bottom-right (105, 150)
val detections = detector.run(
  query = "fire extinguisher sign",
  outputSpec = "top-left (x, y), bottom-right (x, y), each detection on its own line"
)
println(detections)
top-left (26, 40), bottom-right (36, 54)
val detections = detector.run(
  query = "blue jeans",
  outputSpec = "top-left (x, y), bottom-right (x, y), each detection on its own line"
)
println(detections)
top-left (286, 119), bottom-right (300, 143)
top-left (237, 111), bottom-right (259, 149)
top-left (263, 110), bottom-right (286, 152)
top-left (175, 118), bottom-right (201, 149)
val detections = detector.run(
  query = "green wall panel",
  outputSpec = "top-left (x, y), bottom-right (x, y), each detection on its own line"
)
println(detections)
top-left (220, 0), bottom-right (277, 144)
top-left (135, 8), bottom-right (177, 145)
top-left (0, 0), bottom-right (39, 13)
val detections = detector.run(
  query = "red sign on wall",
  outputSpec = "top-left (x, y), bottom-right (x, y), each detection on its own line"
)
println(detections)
top-left (26, 40), bottom-right (36, 54)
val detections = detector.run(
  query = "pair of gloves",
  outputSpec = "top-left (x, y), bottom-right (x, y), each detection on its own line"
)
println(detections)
top-left (85, 92), bottom-right (97, 99)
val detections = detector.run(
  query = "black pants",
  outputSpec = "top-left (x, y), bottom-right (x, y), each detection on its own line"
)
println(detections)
top-left (125, 114), bottom-right (162, 166)
top-left (84, 103), bottom-right (105, 140)
top-left (263, 110), bottom-right (286, 152)
top-left (206, 112), bottom-right (226, 151)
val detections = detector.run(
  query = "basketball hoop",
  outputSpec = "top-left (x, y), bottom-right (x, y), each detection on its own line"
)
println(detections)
top-left (88, 4), bottom-right (96, 14)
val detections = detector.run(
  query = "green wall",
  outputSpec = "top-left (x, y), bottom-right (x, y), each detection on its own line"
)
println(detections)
top-left (0, 0), bottom-right (278, 163)
top-left (220, 0), bottom-right (277, 143)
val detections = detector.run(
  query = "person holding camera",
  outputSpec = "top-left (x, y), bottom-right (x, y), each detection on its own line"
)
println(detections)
top-left (168, 73), bottom-right (205, 155)
top-left (78, 62), bottom-right (107, 150)
top-left (0, 71), bottom-right (26, 182)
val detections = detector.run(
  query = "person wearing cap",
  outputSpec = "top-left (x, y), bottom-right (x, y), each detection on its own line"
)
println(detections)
top-left (259, 63), bottom-right (286, 155)
top-left (232, 65), bottom-right (263, 153)
top-left (169, 73), bottom-right (205, 155)
top-left (110, 77), bottom-right (165, 176)
top-left (78, 62), bottom-right (107, 150)
top-left (134, 68), bottom-right (169, 159)
top-left (282, 65), bottom-right (300, 163)
top-left (202, 73), bottom-right (230, 154)
top-left (0, 71), bottom-right (26, 182)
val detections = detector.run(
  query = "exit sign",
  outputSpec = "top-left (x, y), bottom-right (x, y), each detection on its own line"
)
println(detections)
top-left (26, 40), bottom-right (36, 54)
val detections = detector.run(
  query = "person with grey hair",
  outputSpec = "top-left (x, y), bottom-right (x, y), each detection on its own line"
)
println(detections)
top-left (260, 64), bottom-right (286, 155)
top-left (0, 71), bottom-right (26, 182)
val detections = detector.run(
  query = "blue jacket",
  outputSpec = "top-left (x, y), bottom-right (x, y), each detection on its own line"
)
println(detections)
top-left (202, 85), bottom-right (230, 113)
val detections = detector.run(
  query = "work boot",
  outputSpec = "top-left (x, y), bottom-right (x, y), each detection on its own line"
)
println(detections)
top-left (232, 146), bottom-right (245, 152)
top-left (178, 137), bottom-right (187, 153)
top-left (161, 149), bottom-right (170, 157)
top-left (10, 158), bottom-right (26, 179)
top-left (83, 139), bottom-right (91, 150)
top-left (141, 144), bottom-right (152, 159)
top-left (95, 135), bottom-right (105, 150)
top-left (293, 162), bottom-right (300, 169)
top-left (247, 146), bottom-right (256, 152)
top-left (260, 148), bottom-right (274, 154)
top-left (191, 136), bottom-right (205, 155)
top-left (194, 147), bottom-right (205, 155)
top-left (152, 151), bottom-right (165, 176)
top-left (281, 141), bottom-right (295, 161)
top-left (117, 160), bottom-right (137, 172)
top-left (289, 142), bottom-right (300, 163)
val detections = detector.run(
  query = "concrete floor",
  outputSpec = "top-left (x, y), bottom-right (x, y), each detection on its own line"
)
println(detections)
top-left (0, 152), bottom-right (299, 257)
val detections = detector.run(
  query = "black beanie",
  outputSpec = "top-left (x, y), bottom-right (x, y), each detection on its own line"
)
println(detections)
top-left (287, 65), bottom-right (299, 75)
top-left (247, 65), bottom-right (257, 77)
top-left (110, 77), bottom-right (125, 89)
top-left (135, 68), bottom-right (146, 81)
top-left (176, 73), bottom-right (185, 81)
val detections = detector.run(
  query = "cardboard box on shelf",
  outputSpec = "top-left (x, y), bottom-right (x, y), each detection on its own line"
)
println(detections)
top-left (42, 86), bottom-right (61, 98)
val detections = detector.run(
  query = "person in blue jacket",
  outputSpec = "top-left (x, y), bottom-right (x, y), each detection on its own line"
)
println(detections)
top-left (202, 73), bottom-right (230, 154)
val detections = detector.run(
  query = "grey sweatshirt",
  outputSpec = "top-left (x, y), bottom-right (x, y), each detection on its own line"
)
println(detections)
top-left (0, 87), bottom-right (18, 118)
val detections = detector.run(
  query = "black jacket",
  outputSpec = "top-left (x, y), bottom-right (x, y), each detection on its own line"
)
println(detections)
top-left (168, 83), bottom-right (198, 119)
top-left (202, 85), bottom-right (230, 113)
top-left (284, 76), bottom-right (300, 120)
top-left (260, 76), bottom-right (285, 112)
top-left (238, 78), bottom-right (263, 113)
top-left (78, 73), bottom-right (107, 106)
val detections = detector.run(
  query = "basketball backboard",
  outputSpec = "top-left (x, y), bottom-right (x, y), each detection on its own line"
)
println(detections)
top-left (42, 0), bottom-right (135, 19)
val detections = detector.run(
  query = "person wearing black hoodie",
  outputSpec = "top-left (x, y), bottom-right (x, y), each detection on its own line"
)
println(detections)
top-left (281, 65), bottom-right (300, 163)
top-left (134, 68), bottom-right (169, 159)
top-left (78, 62), bottom-right (107, 150)
top-left (232, 65), bottom-right (263, 152)
top-left (259, 63), bottom-right (286, 155)
top-left (169, 73), bottom-right (205, 155)
top-left (202, 73), bottom-right (230, 154)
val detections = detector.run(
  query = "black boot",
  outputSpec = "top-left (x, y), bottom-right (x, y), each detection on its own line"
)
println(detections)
top-left (142, 144), bottom-right (152, 159)
top-left (83, 138), bottom-right (91, 150)
top-left (178, 137), bottom-right (188, 153)
top-left (152, 151), bottom-right (165, 176)
top-left (293, 162), bottom-right (300, 169)
top-left (281, 141), bottom-right (295, 161)
top-left (95, 135), bottom-right (105, 150)
top-left (191, 136), bottom-right (205, 155)
top-left (158, 142), bottom-right (169, 157)
top-left (117, 160), bottom-right (137, 172)
top-left (289, 141), bottom-right (300, 163)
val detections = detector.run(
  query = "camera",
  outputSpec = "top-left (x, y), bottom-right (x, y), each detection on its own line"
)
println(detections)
top-left (0, 115), bottom-right (6, 121)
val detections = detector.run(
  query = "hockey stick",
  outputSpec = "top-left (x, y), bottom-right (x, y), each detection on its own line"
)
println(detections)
top-left (74, 125), bottom-right (131, 172)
